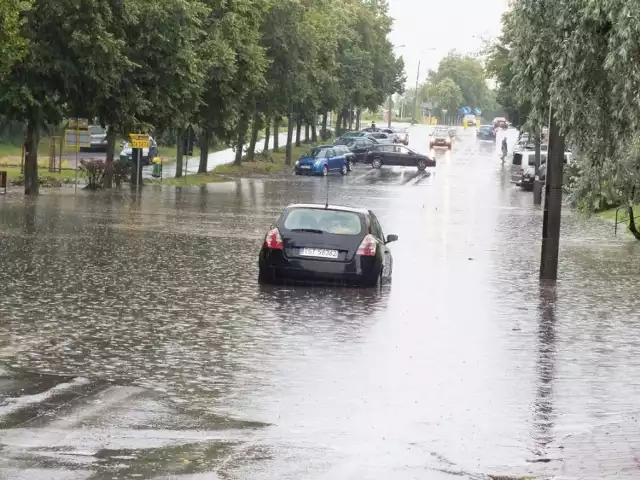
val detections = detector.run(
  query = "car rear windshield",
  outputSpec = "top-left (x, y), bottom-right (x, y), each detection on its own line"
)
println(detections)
top-left (283, 208), bottom-right (363, 235)
top-left (335, 137), bottom-right (356, 146)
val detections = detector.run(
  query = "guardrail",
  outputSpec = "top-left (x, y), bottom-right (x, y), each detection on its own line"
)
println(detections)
top-left (614, 205), bottom-right (640, 236)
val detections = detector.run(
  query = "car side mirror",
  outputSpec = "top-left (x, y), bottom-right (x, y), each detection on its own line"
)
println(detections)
top-left (386, 234), bottom-right (398, 243)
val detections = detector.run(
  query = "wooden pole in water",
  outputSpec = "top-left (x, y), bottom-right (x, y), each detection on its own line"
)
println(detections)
top-left (539, 107), bottom-right (564, 281)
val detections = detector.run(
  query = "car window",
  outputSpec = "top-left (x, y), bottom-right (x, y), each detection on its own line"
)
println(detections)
top-left (372, 133), bottom-right (387, 139)
top-left (283, 208), bottom-right (363, 235)
top-left (512, 153), bottom-right (522, 165)
top-left (308, 147), bottom-right (327, 157)
top-left (395, 146), bottom-right (411, 154)
top-left (378, 145), bottom-right (395, 152)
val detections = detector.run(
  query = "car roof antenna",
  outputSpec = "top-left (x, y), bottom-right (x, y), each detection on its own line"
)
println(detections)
top-left (325, 180), bottom-right (329, 209)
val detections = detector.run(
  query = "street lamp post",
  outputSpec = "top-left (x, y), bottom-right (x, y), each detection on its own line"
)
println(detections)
top-left (411, 48), bottom-right (436, 124)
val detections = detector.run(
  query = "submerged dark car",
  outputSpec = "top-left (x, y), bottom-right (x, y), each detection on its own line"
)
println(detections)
top-left (334, 136), bottom-right (376, 163)
top-left (476, 125), bottom-right (496, 141)
top-left (365, 144), bottom-right (436, 170)
top-left (258, 203), bottom-right (397, 287)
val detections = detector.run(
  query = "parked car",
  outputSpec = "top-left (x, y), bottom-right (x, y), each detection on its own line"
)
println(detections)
top-left (334, 136), bottom-right (376, 163)
top-left (333, 132), bottom-right (368, 145)
top-left (295, 145), bottom-right (350, 176)
top-left (476, 125), bottom-right (496, 142)
top-left (392, 127), bottom-right (409, 145)
top-left (330, 145), bottom-right (356, 171)
top-left (511, 149), bottom-right (547, 184)
top-left (429, 127), bottom-right (453, 149)
top-left (81, 125), bottom-right (108, 152)
top-left (520, 152), bottom-right (571, 189)
top-left (258, 203), bottom-right (397, 286)
top-left (493, 117), bottom-right (508, 129)
top-left (365, 144), bottom-right (436, 171)
top-left (119, 136), bottom-right (158, 166)
top-left (364, 131), bottom-right (395, 143)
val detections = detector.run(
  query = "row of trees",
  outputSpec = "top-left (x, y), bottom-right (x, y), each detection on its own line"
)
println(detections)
top-left (393, 52), bottom-right (503, 122)
top-left (0, 0), bottom-right (405, 194)
top-left (486, 0), bottom-right (640, 229)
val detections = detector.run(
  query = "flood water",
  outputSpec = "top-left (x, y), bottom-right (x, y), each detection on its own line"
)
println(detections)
top-left (1, 125), bottom-right (640, 479)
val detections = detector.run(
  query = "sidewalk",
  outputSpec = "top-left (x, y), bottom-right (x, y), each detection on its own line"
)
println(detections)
top-left (149, 132), bottom-right (290, 179)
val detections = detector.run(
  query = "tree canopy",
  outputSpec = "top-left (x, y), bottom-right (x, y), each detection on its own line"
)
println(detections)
top-left (489, 0), bottom-right (640, 215)
top-left (0, 0), bottom-right (405, 193)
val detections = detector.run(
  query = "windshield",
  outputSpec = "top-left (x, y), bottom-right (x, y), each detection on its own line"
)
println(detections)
top-left (283, 208), bottom-right (363, 235)
top-left (433, 129), bottom-right (449, 136)
top-left (90, 126), bottom-right (106, 135)
top-left (342, 132), bottom-right (364, 137)
top-left (306, 147), bottom-right (327, 157)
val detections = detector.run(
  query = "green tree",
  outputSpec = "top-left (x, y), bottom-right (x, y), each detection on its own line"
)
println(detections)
top-left (0, 0), bottom-right (29, 81)
top-left (422, 77), bottom-right (463, 117)
top-left (430, 52), bottom-right (488, 110)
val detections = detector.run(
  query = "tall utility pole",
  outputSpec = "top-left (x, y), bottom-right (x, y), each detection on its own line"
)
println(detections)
top-left (412, 60), bottom-right (420, 123)
top-left (540, 108), bottom-right (565, 281)
top-left (387, 95), bottom-right (393, 127)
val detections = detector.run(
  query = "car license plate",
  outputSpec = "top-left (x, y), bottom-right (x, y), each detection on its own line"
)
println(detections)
top-left (299, 248), bottom-right (338, 259)
top-left (300, 165), bottom-right (311, 169)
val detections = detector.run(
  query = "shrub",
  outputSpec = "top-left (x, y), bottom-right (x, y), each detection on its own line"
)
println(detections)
top-left (80, 159), bottom-right (105, 189)
top-left (320, 128), bottom-right (333, 140)
top-left (112, 159), bottom-right (131, 188)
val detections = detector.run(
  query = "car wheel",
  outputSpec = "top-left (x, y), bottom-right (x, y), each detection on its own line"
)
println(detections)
top-left (340, 163), bottom-right (348, 175)
top-left (322, 165), bottom-right (328, 176)
top-left (417, 159), bottom-right (428, 171)
top-left (371, 157), bottom-right (382, 169)
top-left (347, 159), bottom-right (354, 172)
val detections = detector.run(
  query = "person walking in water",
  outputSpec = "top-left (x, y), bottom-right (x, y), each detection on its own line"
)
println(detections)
top-left (501, 136), bottom-right (508, 161)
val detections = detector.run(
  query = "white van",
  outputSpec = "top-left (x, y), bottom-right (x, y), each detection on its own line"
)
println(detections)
top-left (511, 148), bottom-right (572, 185)
top-left (511, 149), bottom-right (547, 184)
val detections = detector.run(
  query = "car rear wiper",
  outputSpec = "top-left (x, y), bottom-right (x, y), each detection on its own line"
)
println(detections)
top-left (290, 228), bottom-right (324, 234)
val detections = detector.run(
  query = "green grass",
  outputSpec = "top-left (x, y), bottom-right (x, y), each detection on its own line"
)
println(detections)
top-left (3, 167), bottom-right (77, 181)
top-left (0, 137), bottom-right (80, 160)
top-left (599, 205), bottom-right (640, 222)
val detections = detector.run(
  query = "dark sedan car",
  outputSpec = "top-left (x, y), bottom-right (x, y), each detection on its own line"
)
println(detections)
top-left (365, 144), bottom-right (436, 171)
top-left (476, 125), bottom-right (496, 141)
top-left (334, 136), bottom-right (376, 163)
top-left (258, 203), bottom-right (397, 287)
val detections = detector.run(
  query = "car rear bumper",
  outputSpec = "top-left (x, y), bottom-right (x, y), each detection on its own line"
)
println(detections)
top-left (259, 249), bottom-right (382, 286)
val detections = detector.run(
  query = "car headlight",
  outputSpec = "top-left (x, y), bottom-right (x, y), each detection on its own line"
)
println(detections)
top-left (295, 161), bottom-right (299, 166)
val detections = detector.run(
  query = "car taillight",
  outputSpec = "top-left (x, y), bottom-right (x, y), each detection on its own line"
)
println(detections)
top-left (356, 234), bottom-right (377, 256)
top-left (264, 227), bottom-right (283, 249)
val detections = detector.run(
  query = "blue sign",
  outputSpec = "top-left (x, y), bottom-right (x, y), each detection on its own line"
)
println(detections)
top-left (460, 107), bottom-right (470, 115)
top-left (473, 108), bottom-right (482, 116)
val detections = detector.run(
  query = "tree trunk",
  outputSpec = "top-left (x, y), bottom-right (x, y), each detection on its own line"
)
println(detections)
top-left (175, 130), bottom-right (184, 178)
top-left (336, 112), bottom-right (342, 137)
top-left (198, 127), bottom-right (209, 173)
top-left (295, 118), bottom-right (302, 147)
top-left (234, 112), bottom-right (250, 166)
top-left (342, 109), bottom-right (348, 130)
top-left (103, 128), bottom-right (117, 188)
top-left (24, 119), bottom-right (39, 195)
top-left (628, 205), bottom-right (640, 240)
top-left (285, 105), bottom-right (294, 165)
top-left (263, 119), bottom-right (271, 152)
top-left (311, 122), bottom-right (317, 142)
top-left (348, 108), bottom-right (354, 130)
top-left (322, 112), bottom-right (328, 133)
top-left (304, 123), bottom-right (310, 143)
top-left (273, 118), bottom-right (280, 151)
top-left (246, 112), bottom-right (260, 161)
top-left (356, 109), bottom-right (361, 130)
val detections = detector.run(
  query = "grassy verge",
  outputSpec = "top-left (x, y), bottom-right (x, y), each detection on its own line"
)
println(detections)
top-left (2, 167), bottom-right (78, 187)
top-left (599, 205), bottom-right (640, 222)
top-left (153, 139), bottom-right (330, 187)
top-left (0, 137), bottom-right (81, 160)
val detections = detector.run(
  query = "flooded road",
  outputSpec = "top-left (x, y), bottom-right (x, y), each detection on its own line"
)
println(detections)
top-left (1, 125), bottom-right (640, 479)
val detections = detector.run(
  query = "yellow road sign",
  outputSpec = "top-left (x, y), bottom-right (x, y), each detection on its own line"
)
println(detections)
top-left (129, 134), bottom-right (149, 149)
top-left (67, 118), bottom-right (89, 129)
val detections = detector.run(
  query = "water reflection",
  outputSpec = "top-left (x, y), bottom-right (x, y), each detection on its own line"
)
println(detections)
top-left (531, 283), bottom-right (557, 459)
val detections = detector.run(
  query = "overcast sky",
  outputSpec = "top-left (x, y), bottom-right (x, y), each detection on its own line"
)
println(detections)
top-left (387, 0), bottom-right (509, 87)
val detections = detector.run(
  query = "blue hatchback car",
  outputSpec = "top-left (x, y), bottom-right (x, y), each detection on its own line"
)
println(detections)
top-left (295, 146), bottom-right (350, 176)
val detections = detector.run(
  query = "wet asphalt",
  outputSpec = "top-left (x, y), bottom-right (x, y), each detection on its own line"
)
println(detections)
top-left (1, 125), bottom-right (640, 479)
